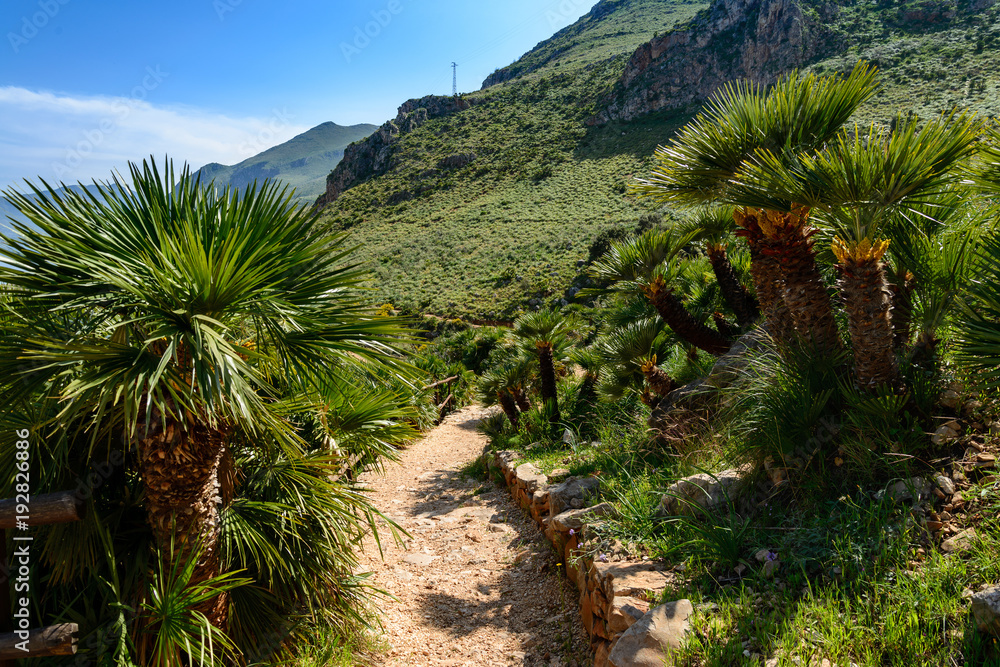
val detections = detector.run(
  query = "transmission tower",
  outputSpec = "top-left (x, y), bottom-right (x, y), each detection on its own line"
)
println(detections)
top-left (451, 62), bottom-right (457, 96)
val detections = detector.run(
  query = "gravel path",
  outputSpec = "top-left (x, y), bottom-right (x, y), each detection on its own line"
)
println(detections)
top-left (357, 405), bottom-right (591, 667)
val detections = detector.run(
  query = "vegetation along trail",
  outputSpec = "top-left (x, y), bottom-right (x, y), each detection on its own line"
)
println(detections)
top-left (358, 405), bottom-right (591, 667)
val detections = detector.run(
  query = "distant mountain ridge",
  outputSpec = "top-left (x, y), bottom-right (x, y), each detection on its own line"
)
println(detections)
top-left (194, 121), bottom-right (377, 205)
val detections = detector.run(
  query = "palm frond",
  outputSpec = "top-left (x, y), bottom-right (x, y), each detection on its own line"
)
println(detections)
top-left (633, 61), bottom-right (879, 205)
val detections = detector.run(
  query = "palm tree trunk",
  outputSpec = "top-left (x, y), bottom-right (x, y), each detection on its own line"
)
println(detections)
top-left (712, 313), bottom-right (741, 341)
top-left (706, 244), bottom-right (760, 327)
top-left (735, 210), bottom-right (797, 345)
top-left (833, 239), bottom-right (901, 388)
top-left (497, 391), bottom-right (520, 428)
top-left (513, 388), bottom-right (531, 412)
top-left (741, 207), bottom-right (840, 353)
top-left (136, 410), bottom-right (228, 630)
top-left (537, 343), bottom-right (560, 423)
top-left (644, 276), bottom-right (732, 355)
top-left (641, 360), bottom-right (675, 397)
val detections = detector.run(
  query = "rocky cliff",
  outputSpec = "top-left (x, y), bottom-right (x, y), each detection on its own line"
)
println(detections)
top-left (593, 0), bottom-right (837, 124)
top-left (314, 95), bottom-right (470, 208)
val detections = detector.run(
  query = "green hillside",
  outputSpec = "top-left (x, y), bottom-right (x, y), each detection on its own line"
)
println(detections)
top-left (318, 0), bottom-right (1000, 320)
top-left (196, 121), bottom-right (376, 204)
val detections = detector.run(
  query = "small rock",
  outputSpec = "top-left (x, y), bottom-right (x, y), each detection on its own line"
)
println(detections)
top-left (549, 467), bottom-right (571, 482)
top-left (932, 424), bottom-right (959, 446)
top-left (935, 475), bottom-right (956, 496)
top-left (403, 553), bottom-right (438, 567)
top-left (887, 477), bottom-right (933, 503)
top-left (762, 558), bottom-right (781, 578)
top-left (963, 400), bottom-right (984, 417)
top-left (515, 463), bottom-right (548, 493)
top-left (562, 428), bottom-right (577, 446)
top-left (971, 585), bottom-right (1000, 636)
top-left (990, 422), bottom-right (1000, 437)
top-left (608, 596), bottom-right (650, 634)
top-left (940, 388), bottom-right (962, 410)
top-left (942, 528), bottom-right (978, 553)
top-left (548, 476), bottom-right (601, 517)
top-left (755, 549), bottom-right (776, 563)
top-left (656, 470), bottom-right (747, 518)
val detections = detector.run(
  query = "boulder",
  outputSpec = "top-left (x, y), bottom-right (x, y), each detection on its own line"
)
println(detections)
top-left (971, 585), bottom-right (1000, 636)
top-left (656, 470), bottom-right (745, 517)
top-left (608, 599), bottom-right (693, 667)
top-left (549, 476), bottom-right (601, 517)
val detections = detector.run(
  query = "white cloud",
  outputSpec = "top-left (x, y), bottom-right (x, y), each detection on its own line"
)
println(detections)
top-left (0, 84), bottom-right (310, 191)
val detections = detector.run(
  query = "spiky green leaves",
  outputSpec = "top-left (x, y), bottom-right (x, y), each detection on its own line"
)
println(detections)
top-left (633, 61), bottom-right (879, 205)
top-left (0, 158), bottom-right (413, 444)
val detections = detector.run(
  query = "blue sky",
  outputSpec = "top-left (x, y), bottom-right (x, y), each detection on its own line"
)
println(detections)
top-left (0, 0), bottom-right (593, 191)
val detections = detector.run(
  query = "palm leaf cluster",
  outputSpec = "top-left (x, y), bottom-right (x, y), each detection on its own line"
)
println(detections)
top-left (0, 158), bottom-right (423, 665)
top-left (633, 60), bottom-right (987, 390)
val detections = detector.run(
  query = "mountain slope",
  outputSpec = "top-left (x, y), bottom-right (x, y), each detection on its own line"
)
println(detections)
top-left (314, 0), bottom-right (1000, 320)
top-left (195, 121), bottom-right (376, 205)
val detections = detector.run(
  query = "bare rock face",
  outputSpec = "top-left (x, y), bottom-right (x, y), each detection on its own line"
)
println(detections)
top-left (971, 585), bottom-right (1000, 636)
top-left (608, 599), bottom-right (694, 667)
top-left (593, 0), bottom-right (837, 125)
top-left (314, 95), bottom-right (470, 208)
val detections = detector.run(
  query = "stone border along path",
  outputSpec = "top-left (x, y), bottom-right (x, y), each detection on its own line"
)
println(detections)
top-left (357, 405), bottom-right (592, 667)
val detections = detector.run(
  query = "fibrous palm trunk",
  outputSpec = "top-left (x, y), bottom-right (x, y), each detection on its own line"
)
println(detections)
top-left (513, 388), bottom-right (531, 413)
top-left (136, 410), bottom-right (228, 629)
top-left (735, 211), bottom-right (797, 345)
top-left (738, 207), bottom-right (840, 353)
top-left (641, 359), bottom-right (675, 398)
top-left (537, 343), bottom-right (560, 423)
top-left (712, 313), bottom-right (741, 341)
top-left (497, 391), bottom-right (520, 429)
top-left (644, 276), bottom-right (732, 355)
top-left (833, 238), bottom-right (901, 388)
top-left (706, 244), bottom-right (760, 328)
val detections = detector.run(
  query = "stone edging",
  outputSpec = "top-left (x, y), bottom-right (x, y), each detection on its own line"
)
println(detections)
top-left (486, 449), bottom-right (692, 667)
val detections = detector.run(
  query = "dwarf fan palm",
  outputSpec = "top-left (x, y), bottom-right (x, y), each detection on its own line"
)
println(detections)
top-left (478, 352), bottom-right (533, 428)
top-left (590, 228), bottom-right (732, 355)
top-left (0, 158), bottom-right (412, 631)
top-left (682, 206), bottom-right (760, 328)
top-left (511, 309), bottom-right (574, 422)
top-left (593, 317), bottom-right (674, 403)
top-left (733, 113), bottom-right (981, 387)
top-left (634, 62), bottom-right (879, 352)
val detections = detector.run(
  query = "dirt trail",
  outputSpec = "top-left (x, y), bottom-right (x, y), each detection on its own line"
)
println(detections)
top-left (357, 405), bottom-right (590, 667)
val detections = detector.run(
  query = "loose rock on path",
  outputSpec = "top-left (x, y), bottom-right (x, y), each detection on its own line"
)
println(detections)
top-left (357, 405), bottom-right (591, 667)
